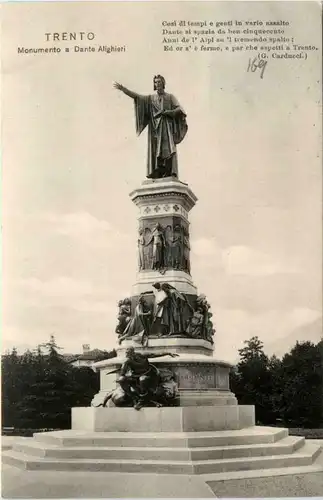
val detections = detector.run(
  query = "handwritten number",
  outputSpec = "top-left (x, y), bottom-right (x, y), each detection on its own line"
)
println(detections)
top-left (247, 58), bottom-right (257, 73)
top-left (258, 59), bottom-right (267, 79)
top-left (247, 56), bottom-right (268, 79)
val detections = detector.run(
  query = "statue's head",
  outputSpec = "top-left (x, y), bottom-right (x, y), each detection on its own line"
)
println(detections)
top-left (126, 347), bottom-right (135, 359)
top-left (123, 298), bottom-right (131, 306)
top-left (161, 282), bottom-right (171, 292)
top-left (153, 75), bottom-right (166, 91)
top-left (138, 294), bottom-right (146, 305)
top-left (154, 222), bottom-right (161, 230)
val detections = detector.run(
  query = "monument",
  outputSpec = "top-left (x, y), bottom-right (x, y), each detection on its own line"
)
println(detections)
top-left (3, 76), bottom-right (321, 486)
top-left (90, 74), bottom-right (235, 411)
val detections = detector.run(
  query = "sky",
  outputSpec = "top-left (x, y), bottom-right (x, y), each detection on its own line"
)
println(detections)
top-left (2, 1), bottom-right (322, 362)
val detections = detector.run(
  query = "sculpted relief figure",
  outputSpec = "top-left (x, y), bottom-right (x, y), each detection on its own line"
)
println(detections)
top-left (145, 223), bottom-right (165, 271)
top-left (171, 225), bottom-right (183, 270)
top-left (152, 282), bottom-right (193, 336)
top-left (167, 225), bottom-right (190, 273)
top-left (183, 227), bottom-right (191, 274)
top-left (185, 294), bottom-right (216, 343)
top-left (113, 75), bottom-right (188, 179)
top-left (205, 312), bottom-right (216, 343)
top-left (118, 295), bottom-right (152, 345)
top-left (138, 228), bottom-right (145, 271)
top-left (115, 298), bottom-right (132, 338)
top-left (143, 228), bottom-right (152, 269)
top-left (139, 223), bottom-right (191, 274)
top-left (185, 306), bottom-right (205, 339)
top-left (164, 225), bottom-right (173, 268)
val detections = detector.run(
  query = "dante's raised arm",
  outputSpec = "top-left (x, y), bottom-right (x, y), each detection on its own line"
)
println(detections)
top-left (113, 82), bottom-right (139, 100)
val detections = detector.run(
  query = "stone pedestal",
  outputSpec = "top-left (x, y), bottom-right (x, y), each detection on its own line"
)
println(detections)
top-left (72, 405), bottom-right (255, 433)
top-left (91, 351), bottom-right (237, 408)
top-left (92, 177), bottom-right (222, 408)
top-left (119, 337), bottom-right (214, 356)
top-left (112, 175), bottom-right (217, 360)
top-left (129, 177), bottom-right (198, 302)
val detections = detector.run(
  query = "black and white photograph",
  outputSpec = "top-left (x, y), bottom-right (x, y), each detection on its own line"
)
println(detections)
top-left (1, 1), bottom-right (322, 497)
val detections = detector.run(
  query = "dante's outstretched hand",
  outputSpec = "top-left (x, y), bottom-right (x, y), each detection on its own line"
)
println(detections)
top-left (113, 82), bottom-right (123, 91)
top-left (169, 353), bottom-right (179, 358)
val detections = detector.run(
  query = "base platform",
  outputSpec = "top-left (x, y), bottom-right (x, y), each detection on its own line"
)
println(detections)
top-left (91, 353), bottom-right (236, 407)
top-left (3, 425), bottom-right (321, 477)
top-left (72, 405), bottom-right (254, 432)
top-left (3, 405), bottom-right (322, 480)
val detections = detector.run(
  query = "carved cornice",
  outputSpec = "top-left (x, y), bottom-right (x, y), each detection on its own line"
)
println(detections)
top-left (133, 192), bottom-right (190, 200)
top-left (138, 202), bottom-right (189, 220)
top-left (160, 362), bottom-right (217, 368)
top-left (130, 185), bottom-right (198, 212)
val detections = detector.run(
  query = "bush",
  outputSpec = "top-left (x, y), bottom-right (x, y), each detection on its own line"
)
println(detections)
top-left (288, 428), bottom-right (323, 439)
top-left (2, 428), bottom-right (60, 437)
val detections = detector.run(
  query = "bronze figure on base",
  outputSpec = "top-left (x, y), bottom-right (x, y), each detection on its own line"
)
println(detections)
top-left (102, 347), bottom-right (179, 410)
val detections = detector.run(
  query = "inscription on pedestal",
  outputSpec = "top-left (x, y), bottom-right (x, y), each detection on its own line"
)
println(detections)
top-left (176, 365), bottom-right (216, 390)
top-left (170, 364), bottom-right (230, 391)
top-left (216, 366), bottom-right (230, 389)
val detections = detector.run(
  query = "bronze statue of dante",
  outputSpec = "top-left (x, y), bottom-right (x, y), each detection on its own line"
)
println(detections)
top-left (113, 75), bottom-right (188, 179)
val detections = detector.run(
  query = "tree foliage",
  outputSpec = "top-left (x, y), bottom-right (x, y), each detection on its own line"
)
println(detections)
top-left (2, 336), bottom-right (99, 430)
top-left (231, 336), bottom-right (323, 428)
top-left (278, 340), bottom-right (323, 427)
top-left (230, 336), bottom-right (278, 424)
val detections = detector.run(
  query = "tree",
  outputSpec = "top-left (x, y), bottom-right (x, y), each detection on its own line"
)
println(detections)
top-left (267, 354), bottom-right (283, 421)
top-left (231, 336), bottom-right (323, 429)
top-left (3, 336), bottom-right (100, 431)
top-left (279, 341), bottom-right (323, 428)
top-left (70, 367), bottom-right (99, 407)
top-left (17, 336), bottom-right (76, 429)
top-left (1, 347), bottom-right (21, 428)
top-left (231, 336), bottom-right (277, 424)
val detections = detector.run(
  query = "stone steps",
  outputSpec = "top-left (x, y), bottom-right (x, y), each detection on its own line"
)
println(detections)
top-left (204, 453), bottom-right (323, 483)
top-left (193, 442), bottom-right (321, 474)
top-left (31, 426), bottom-right (289, 448)
top-left (12, 435), bottom-right (304, 461)
top-left (2, 441), bottom-right (321, 475)
top-left (3, 426), bottom-right (321, 476)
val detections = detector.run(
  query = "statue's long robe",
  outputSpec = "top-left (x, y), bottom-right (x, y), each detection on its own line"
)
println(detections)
top-left (122, 303), bottom-right (151, 342)
top-left (134, 92), bottom-right (188, 178)
top-left (154, 286), bottom-right (190, 334)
